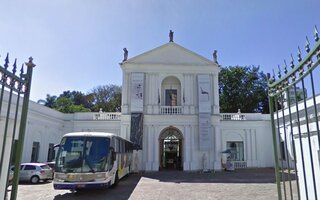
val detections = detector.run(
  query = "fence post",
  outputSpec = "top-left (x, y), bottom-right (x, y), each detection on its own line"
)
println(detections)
top-left (10, 57), bottom-right (35, 200)
top-left (268, 95), bottom-right (282, 200)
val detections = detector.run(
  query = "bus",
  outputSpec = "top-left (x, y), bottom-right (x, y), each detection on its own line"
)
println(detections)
top-left (53, 132), bottom-right (133, 190)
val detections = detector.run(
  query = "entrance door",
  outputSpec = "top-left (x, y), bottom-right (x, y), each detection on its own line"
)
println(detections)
top-left (159, 128), bottom-right (183, 170)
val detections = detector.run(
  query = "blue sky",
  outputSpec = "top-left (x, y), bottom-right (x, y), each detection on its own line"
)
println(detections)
top-left (0, 0), bottom-right (319, 101)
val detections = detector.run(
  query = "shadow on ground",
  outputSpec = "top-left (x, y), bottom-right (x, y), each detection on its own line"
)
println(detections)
top-left (142, 168), bottom-right (279, 184)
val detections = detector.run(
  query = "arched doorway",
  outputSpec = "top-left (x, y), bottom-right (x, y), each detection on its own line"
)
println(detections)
top-left (159, 127), bottom-right (183, 170)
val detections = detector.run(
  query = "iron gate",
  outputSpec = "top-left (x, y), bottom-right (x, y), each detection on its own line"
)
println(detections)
top-left (0, 54), bottom-right (35, 200)
top-left (268, 27), bottom-right (320, 200)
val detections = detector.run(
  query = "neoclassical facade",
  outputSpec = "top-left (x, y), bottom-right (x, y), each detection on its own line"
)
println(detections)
top-left (0, 40), bottom-right (274, 172)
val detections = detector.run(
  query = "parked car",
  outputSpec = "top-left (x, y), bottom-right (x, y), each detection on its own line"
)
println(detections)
top-left (45, 161), bottom-right (55, 176)
top-left (11, 163), bottom-right (53, 184)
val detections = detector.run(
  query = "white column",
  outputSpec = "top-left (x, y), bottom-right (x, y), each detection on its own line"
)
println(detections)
top-left (142, 125), bottom-right (148, 171)
top-left (245, 129), bottom-right (252, 167)
top-left (151, 74), bottom-right (155, 105)
top-left (251, 130), bottom-right (258, 166)
top-left (153, 74), bottom-right (160, 114)
top-left (190, 125), bottom-right (197, 170)
top-left (146, 74), bottom-right (152, 114)
top-left (122, 72), bottom-right (129, 114)
top-left (213, 73), bottom-right (219, 114)
top-left (147, 126), bottom-right (154, 171)
top-left (152, 126), bottom-right (159, 171)
top-left (208, 125), bottom-right (214, 170)
top-left (214, 126), bottom-right (222, 170)
top-left (183, 125), bottom-right (191, 170)
top-left (190, 75), bottom-right (195, 114)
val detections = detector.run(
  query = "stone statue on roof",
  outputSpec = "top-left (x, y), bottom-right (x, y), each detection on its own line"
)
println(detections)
top-left (123, 48), bottom-right (128, 62)
top-left (169, 30), bottom-right (174, 42)
top-left (213, 50), bottom-right (218, 64)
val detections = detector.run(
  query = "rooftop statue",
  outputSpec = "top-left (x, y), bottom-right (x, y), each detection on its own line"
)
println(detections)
top-left (213, 50), bottom-right (218, 64)
top-left (123, 48), bottom-right (128, 62)
top-left (169, 30), bottom-right (174, 42)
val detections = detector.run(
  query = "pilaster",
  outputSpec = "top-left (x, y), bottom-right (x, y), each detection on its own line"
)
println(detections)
top-left (214, 126), bottom-right (222, 170)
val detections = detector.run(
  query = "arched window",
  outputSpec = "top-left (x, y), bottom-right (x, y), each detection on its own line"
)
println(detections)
top-left (161, 76), bottom-right (181, 106)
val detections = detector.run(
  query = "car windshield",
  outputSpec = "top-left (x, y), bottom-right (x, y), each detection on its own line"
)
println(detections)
top-left (55, 136), bottom-right (110, 173)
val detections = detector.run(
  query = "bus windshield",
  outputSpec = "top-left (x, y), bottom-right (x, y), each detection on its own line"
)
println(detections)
top-left (55, 136), bottom-right (110, 173)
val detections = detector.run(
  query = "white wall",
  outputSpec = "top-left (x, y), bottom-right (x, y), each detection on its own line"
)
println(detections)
top-left (220, 118), bottom-right (274, 168)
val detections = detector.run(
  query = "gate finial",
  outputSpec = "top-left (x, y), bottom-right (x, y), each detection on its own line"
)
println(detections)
top-left (297, 46), bottom-right (302, 62)
top-left (25, 57), bottom-right (36, 68)
top-left (305, 36), bottom-right (310, 53)
top-left (290, 54), bottom-right (295, 68)
top-left (12, 59), bottom-right (17, 75)
top-left (20, 64), bottom-right (24, 76)
top-left (277, 65), bottom-right (281, 78)
top-left (283, 60), bottom-right (288, 74)
top-left (4, 53), bottom-right (9, 69)
top-left (314, 25), bottom-right (319, 42)
top-left (272, 69), bottom-right (276, 82)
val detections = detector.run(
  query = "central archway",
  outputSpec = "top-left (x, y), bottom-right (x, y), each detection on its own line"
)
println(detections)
top-left (159, 127), bottom-right (183, 171)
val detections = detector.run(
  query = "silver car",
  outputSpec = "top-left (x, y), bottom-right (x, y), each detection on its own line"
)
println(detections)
top-left (11, 163), bottom-right (53, 184)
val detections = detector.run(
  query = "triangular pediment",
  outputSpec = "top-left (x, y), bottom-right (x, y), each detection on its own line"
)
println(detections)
top-left (124, 42), bottom-right (217, 66)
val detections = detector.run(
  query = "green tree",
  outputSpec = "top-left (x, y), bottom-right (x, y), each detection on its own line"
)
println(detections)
top-left (219, 65), bottom-right (269, 113)
top-left (37, 94), bottom-right (57, 108)
top-left (58, 90), bottom-right (94, 110)
top-left (90, 84), bottom-right (122, 112)
top-left (53, 97), bottom-right (90, 113)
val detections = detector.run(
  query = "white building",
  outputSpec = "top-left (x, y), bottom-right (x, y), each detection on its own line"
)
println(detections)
top-left (0, 40), bottom-right (274, 172)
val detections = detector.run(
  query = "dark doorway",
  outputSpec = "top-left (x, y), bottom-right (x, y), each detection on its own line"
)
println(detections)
top-left (159, 128), bottom-right (183, 170)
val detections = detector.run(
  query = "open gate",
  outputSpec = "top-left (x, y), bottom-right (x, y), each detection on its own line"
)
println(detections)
top-left (0, 55), bottom-right (35, 200)
top-left (268, 27), bottom-right (320, 200)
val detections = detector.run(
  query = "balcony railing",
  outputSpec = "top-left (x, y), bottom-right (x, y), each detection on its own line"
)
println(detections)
top-left (93, 112), bottom-right (121, 120)
top-left (160, 106), bottom-right (182, 115)
top-left (221, 113), bottom-right (269, 121)
top-left (221, 114), bottom-right (246, 120)
top-left (231, 161), bottom-right (247, 169)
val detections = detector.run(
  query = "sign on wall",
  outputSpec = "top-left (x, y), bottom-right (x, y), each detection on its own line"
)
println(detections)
top-left (199, 113), bottom-right (212, 150)
top-left (198, 74), bottom-right (212, 150)
top-left (197, 74), bottom-right (211, 113)
top-left (130, 113), bottom-right (144, 150)
top-left (131, 73), bottom-right (144, 112)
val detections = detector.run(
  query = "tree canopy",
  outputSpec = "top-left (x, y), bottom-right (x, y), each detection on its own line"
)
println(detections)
top-left (38, 84), bottom-right (121, 113)
top-left (219, 65), bottom-right (269, 113)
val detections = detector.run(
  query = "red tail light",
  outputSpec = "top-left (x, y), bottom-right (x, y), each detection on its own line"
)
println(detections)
top-left (40, 170), bottom-right (45, 174)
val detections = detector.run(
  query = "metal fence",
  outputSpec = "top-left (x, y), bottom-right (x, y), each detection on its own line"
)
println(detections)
top-left (268, 27), bottom-right (320, 200)
top-left (0, 54), bottom-right (35, 200)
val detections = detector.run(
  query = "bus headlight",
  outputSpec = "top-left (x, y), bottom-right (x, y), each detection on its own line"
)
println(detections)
top-left (54, 173), bottom-right (67, 182)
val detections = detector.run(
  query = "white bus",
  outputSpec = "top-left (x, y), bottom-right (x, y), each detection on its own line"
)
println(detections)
top-left (53, 132), bottom-right (133, 190)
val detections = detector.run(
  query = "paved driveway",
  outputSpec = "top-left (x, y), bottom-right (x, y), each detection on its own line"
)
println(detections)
top-left (6, 168), bottom-right (297, 200)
